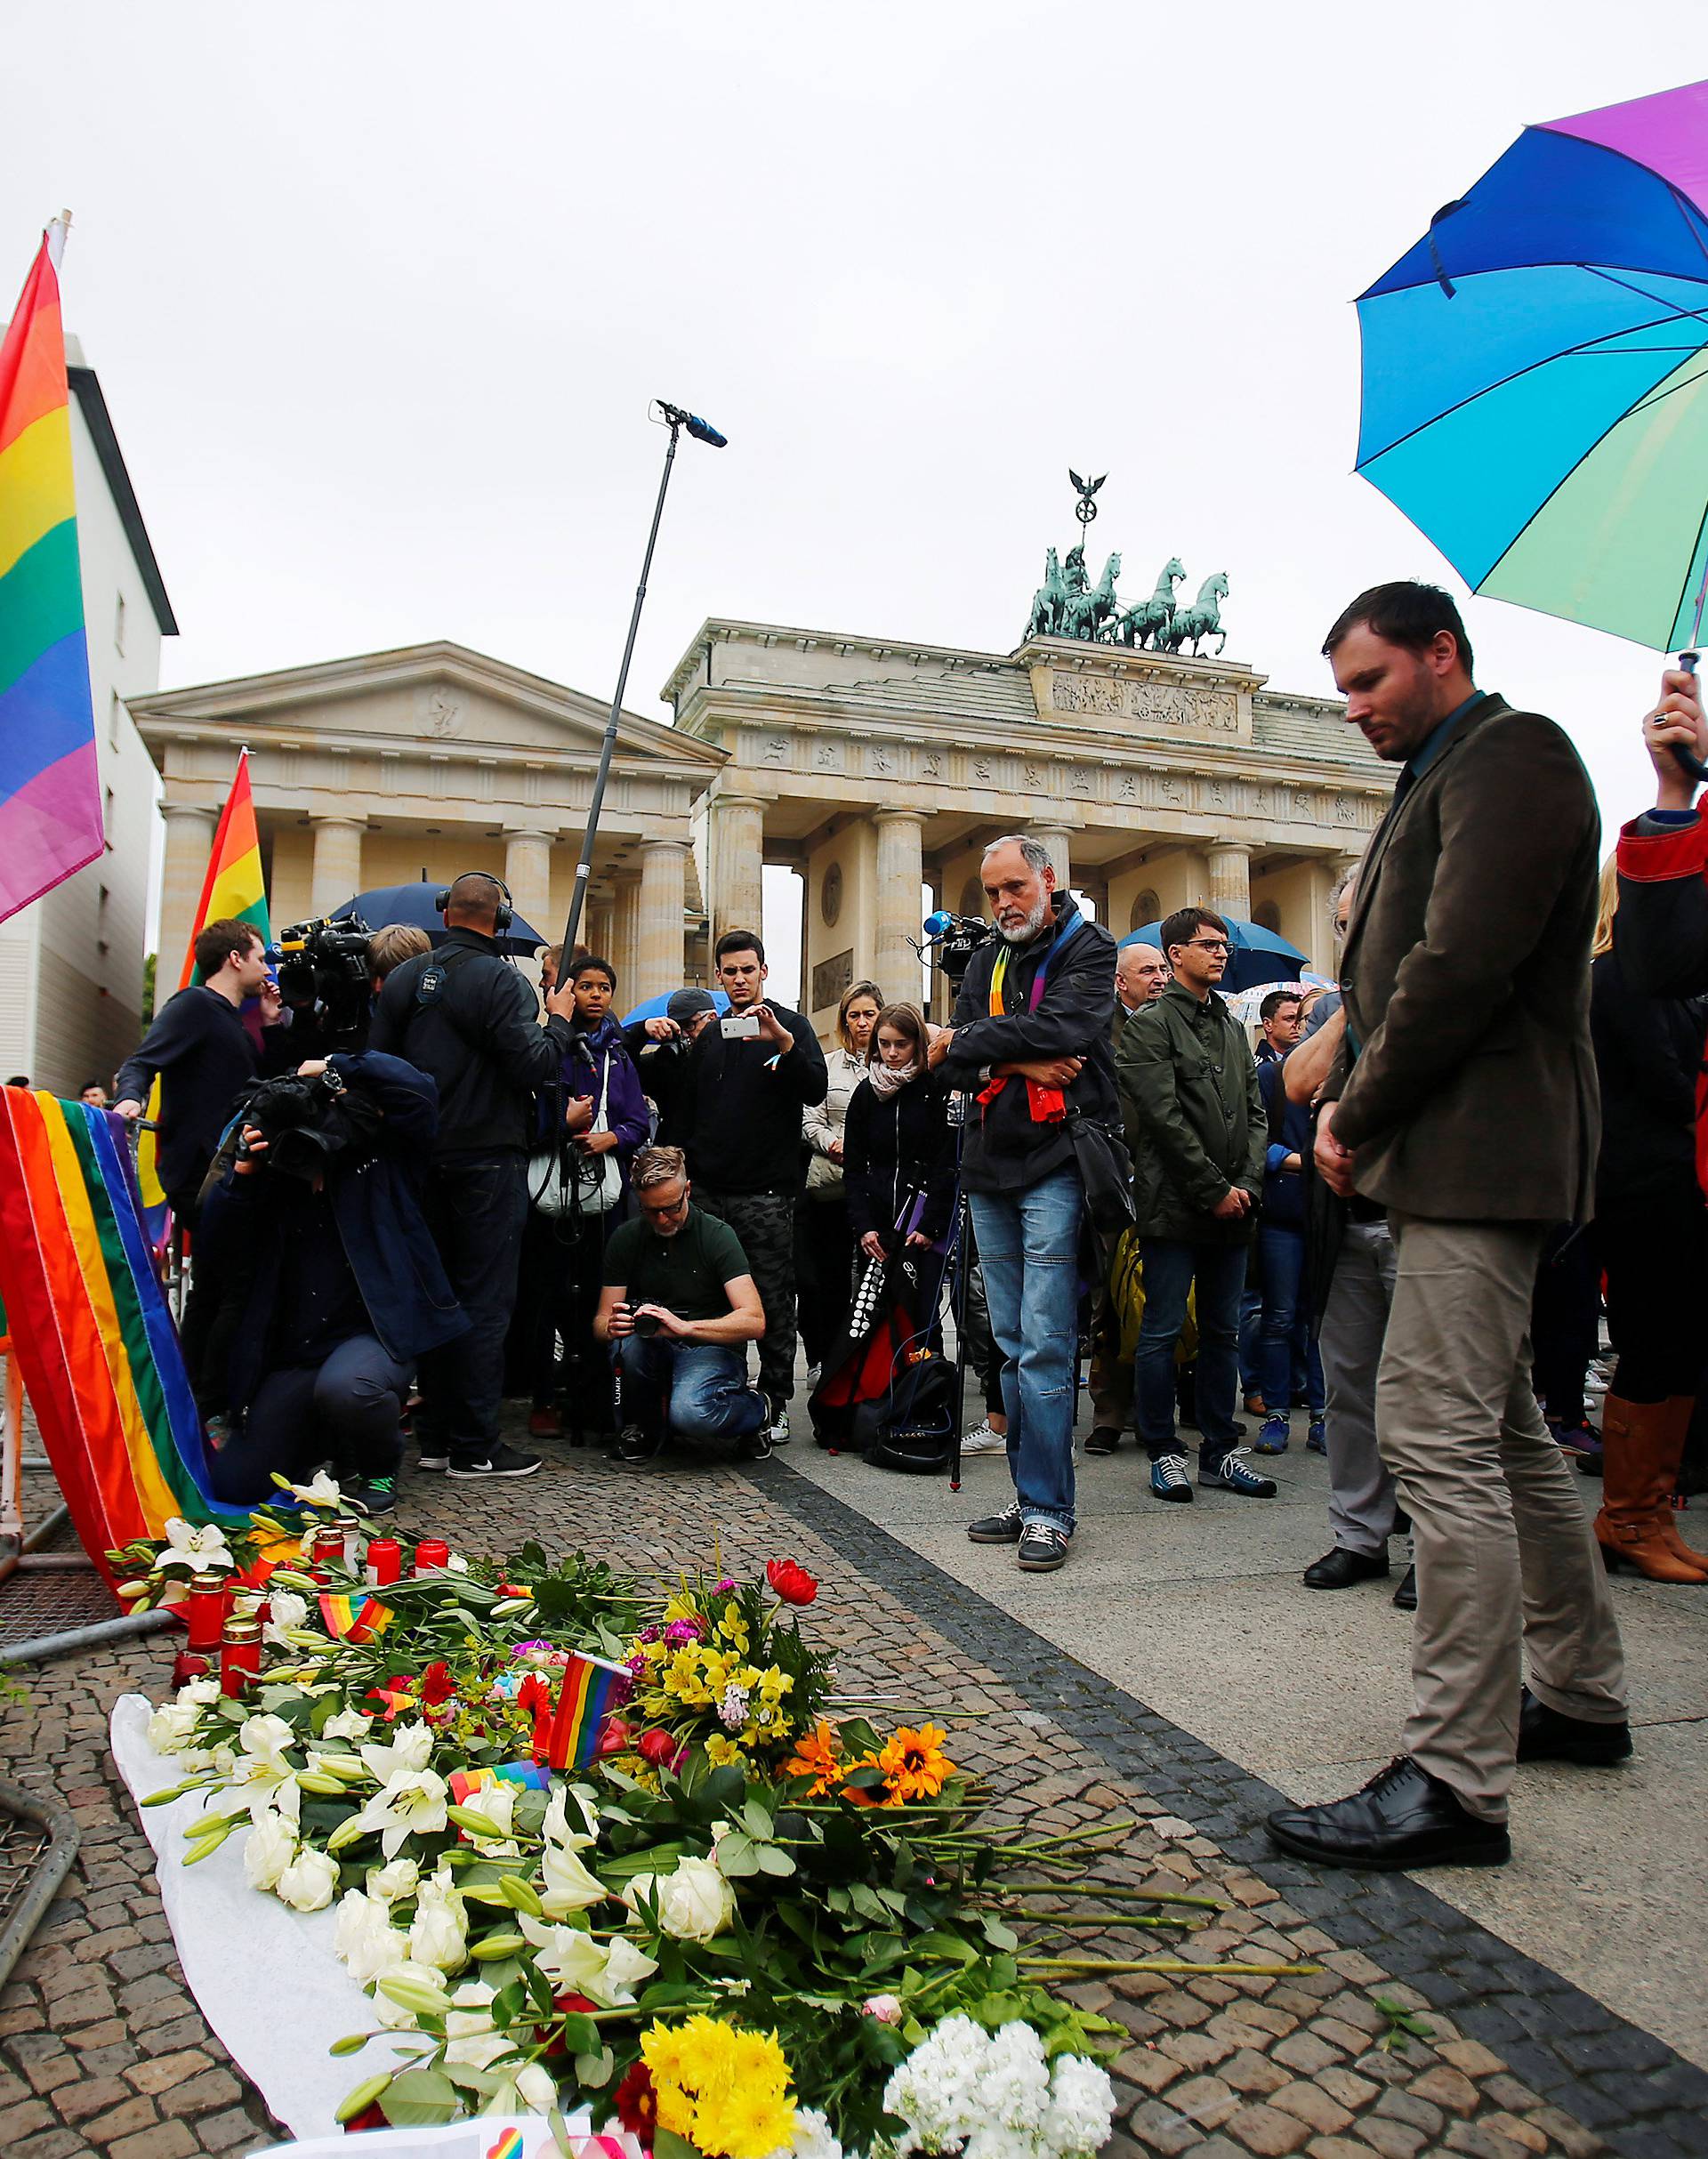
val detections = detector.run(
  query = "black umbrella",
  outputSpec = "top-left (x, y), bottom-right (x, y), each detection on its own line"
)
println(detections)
top-left (329, 882), bottom-right (546, 956)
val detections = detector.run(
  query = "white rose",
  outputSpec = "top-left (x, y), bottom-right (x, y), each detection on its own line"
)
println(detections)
top-left (334, 1889), bottom-right (410, 1983)
top-left (367, 1857), bottom-right (420, 1903)
top-left (515, 2061), bottom-right (560, 2110)
top-left (177, 1677), bottom-right (222, 1706)
top-left (360, 1719), bottom-right (433, 1782)
top-left (243, 1811), bottom-right (298, 1890)
top-left (371, 1958), bottom-right (446, 2030)
top-left (238, 1713), bottom-right (296, 1768)
top-left (408, 1884), bottom-right (468, 1974)
top-left (263, 1590), bottom-right (310, 1645)
top-left (275, 1846), bottom-right (339, 1912)
top-left (324, 1707), bottom-right (374, 1743)
top-left (623, 1856), bottom-right (733, 1942)
top-left (146, 1703), bottom-right (201, 1755)
top-left (444, 1979), bottom-right (508, 2071)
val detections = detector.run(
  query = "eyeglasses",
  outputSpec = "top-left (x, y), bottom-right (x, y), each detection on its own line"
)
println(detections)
top-left (1183, 938), bottom-right (1229, 953)
top-left (639, 1191), bottom-right (689, 1219)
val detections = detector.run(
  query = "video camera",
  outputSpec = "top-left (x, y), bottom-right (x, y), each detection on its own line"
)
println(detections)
top-left (269, 914), bottom-right (375, 1049)
top-left (232, 1064), bottom-right (382, 1183)
top-left (921, 909), bottom-right (996, 990)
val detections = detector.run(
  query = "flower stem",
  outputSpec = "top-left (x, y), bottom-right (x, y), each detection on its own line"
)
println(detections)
top-left (1018, 1955), bottom-right (1322, 1978)
top-left (993, 1881), bottom-right (1224, 1909)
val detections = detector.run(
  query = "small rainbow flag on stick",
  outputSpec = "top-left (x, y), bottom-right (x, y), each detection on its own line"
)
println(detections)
top-left (317, 1591), bottom-right (392, 1643)
top-left (0, 218), bottom-right (103, 924)
top-left (546, 1650), bottom-right (632, 1770)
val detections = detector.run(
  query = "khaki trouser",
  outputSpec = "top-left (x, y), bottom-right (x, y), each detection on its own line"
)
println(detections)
top-left (1379, 1214), bottom-right (1627, 1821)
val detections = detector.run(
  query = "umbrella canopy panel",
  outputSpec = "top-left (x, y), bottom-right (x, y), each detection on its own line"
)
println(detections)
top-left (1120, 917), bottom-right (1308, 995)
top-left (1356, 78), bottom-right (1708, 651)
top-left (329, 883), bottom-right (547, 957)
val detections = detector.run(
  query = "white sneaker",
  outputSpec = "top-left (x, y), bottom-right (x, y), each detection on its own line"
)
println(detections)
top-left (960, 1422), bottom-right (1007, 1454)
top-left (768, 1411), bottom-right (792, 1446)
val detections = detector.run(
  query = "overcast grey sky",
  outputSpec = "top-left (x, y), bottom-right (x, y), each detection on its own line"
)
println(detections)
top-left (8, 2), bottom-right (1702, 980)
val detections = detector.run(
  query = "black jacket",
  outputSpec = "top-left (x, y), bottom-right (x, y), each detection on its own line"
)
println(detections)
top-left (843, 1070), bottom-right (957, 1245)
top-left (367, 927), bottom-right (573, 1157)
top-left (940, 894), bottom-right (1117, 1194)
top-left (1591, 948), bottom-right (1707, 1210)
top-left (115, 987), bottom-right (286, 1196)
top-left (679, 1001), bottom-right (829, 1193)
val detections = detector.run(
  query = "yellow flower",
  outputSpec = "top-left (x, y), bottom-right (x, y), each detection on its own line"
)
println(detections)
top-left (641, 2017), bottom-right (794, 2159)
top-left (877, 1722), bottom-right (955, 1803)
top-left (705, 1735), bottom-right (745, 1768)
top-left (717, 1601), bottom-right (750, 1654)
top-left (782, 1722), bottom-right (842, 1796)
top-left (754, 1666), bottom-right (794, 1704)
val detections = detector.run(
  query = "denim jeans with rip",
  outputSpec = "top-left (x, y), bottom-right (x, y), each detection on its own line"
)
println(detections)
top-left (967, 1166), bottom-right (1083, 1534)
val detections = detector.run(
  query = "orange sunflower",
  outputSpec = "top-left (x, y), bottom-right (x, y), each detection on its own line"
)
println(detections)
top-left (877, 1723), bottom-right (955, 1804)
top-left (781, 1720), bottom-right (844, 1796)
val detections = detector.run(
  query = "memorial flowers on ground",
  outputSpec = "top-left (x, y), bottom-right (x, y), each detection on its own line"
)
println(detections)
top-left (120, 1510), bottom-right (1318, 2154)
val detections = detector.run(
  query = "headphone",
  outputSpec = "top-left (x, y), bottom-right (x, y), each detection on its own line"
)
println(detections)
top-left (434, 871), bottom-right (514, 934)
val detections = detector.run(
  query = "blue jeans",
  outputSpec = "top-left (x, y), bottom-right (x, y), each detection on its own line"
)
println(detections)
top-left (1238, 1288), bottom-right (1262, 1394)
top-left (967, 1167), bottom-right (1082, 1534)
top-left (615, 1335), bottom-right (765, 1448)
top-left (1135, 1237), bottom-right (1247, 1464)
top-left (1257, 1223), bottom-right (1325, 1417)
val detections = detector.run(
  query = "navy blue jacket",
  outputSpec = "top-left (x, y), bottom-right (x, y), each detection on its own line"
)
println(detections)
top-left (1257, 1056), bottom-right (1309, 1231)
top-left (198, 1051), bottom-right (468, 1406)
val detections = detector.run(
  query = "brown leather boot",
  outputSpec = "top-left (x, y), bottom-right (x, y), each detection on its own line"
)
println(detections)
top-left (1656, 1397), bottom-right (1708, 1573)
top-left (1594, 1396), bottom-right (1708, 1583)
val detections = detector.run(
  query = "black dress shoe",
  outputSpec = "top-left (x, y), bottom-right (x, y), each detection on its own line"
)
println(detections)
top-left (1517, 1685), bottom-right (1632, 1766)
top-left (1302, 1546), bottom-right (1392, 1591)
top-left (1391, 1564), bottom-right (1417, 1610)
top-left (1084, 1426), bottom-right (1121, 1456)
top-left (1266, 1755), bottom-right (1511, 1871)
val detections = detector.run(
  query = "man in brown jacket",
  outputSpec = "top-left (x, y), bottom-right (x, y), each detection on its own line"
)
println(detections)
top-left (1266, 582), bottom-right (1629, 1874)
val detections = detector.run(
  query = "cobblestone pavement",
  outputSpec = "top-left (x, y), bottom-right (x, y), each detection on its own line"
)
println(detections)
top-left (3, 1428), bottom-right (1704, 2158)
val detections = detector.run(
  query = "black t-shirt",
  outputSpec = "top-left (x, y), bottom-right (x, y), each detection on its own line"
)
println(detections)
top-left (601, 1205), bottom-right (751, 1323)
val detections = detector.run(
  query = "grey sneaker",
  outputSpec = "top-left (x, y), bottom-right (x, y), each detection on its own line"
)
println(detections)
top-left (967, 1500), bottom-right (1023, 1544)
top-left (416, 1451), bottom-right (449, 1473)
top-left (768, 1410), bottom-right (792, 1447)
top-left (1017, 1522), bottom-right (1070, 1572)
top-left (960, 1420), bottom-right (1007, 1454)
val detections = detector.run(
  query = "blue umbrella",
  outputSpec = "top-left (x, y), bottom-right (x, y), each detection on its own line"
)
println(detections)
top-left (1120, 916), bottom-right (1309, 995)
top-left (622, 987), bottom-right (730, 1027)
top-left (329, 882), bottom-right (547, 957)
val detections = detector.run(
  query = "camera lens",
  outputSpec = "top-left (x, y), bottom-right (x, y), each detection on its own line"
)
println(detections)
top-left (632, 1309), bottom-right (661, 1340)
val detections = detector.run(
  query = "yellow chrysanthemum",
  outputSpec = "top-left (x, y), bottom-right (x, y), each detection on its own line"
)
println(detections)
top-left (642, 2018), bottom-right (795, 2159)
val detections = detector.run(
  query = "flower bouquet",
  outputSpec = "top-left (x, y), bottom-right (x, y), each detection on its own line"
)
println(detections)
top-left (119, 1502), bottom-right (1317, 2157)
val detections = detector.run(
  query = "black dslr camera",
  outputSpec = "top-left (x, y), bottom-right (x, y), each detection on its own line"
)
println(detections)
top-left (233, 1065), bottom-right (382, 1183)
top-left (270, 914), bottom-right (375, 1048)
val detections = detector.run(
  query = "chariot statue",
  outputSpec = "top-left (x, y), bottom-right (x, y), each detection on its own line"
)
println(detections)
top-left (1020, 472), bottom-right (1229, 658)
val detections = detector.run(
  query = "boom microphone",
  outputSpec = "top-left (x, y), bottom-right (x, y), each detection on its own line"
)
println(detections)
top-left (656, 400), bottom-right (728, 447)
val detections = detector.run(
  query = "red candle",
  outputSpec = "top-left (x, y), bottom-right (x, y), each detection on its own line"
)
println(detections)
top-left (220, 1618), bottom-right (262, 1697)
top-left (184, 1573), bottom-right (229, 1652)
top-left (365, 1536), bottom-right (402, 1588)
top-left (413, 1537), bottom-right (450, 1576)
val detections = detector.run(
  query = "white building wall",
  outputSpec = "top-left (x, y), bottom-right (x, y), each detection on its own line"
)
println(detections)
top-left (0, 340), bottom-right (165, 1093)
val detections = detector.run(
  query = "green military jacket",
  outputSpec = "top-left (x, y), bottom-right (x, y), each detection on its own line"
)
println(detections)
top-left (1116, 980), bottom-right (1265, 1242)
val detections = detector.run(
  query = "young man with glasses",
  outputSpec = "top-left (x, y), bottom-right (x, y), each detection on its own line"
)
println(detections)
top-left (593, 1145), bottom-right (771, 1463)
top-left (1117, 906), bottom-right (1273, 1502)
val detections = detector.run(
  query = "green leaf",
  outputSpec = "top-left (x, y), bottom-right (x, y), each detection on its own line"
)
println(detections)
top-left (560, 2011), bottom-right (600, 2057)
top-left (741, 1797), bottom-right (774, 1837)
top-left (380, 2066), bottom-right (459, 2127)
top-left (754, 1842), bottom-right (796, 1877)
top-left (980, 1916), bottom-right (1019, 1952)
top-left (653, 2129), bottom-right (703, 2159)
top-left (714, 1832), bottom-right (759, 1879)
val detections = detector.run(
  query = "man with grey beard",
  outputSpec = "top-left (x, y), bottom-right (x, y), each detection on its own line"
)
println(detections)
top-left (930, 836), bottom-right (1116, 1572)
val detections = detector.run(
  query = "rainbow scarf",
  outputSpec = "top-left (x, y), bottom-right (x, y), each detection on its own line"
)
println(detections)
top-left (979, 911), bottom-right (1084, 1124)
top-left (0, 1090), bottom-right (247, 1580)
top-left (0, 229), bottom-right (103, 925)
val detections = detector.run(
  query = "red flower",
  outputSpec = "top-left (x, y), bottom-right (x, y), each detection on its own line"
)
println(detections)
top-left (169, 1652), bottom-right (210, 1688)
top-left (766, 1558), bottom-right (818, 1607)
top-left (613, 2060), bottom-right (658, 2139)
top-left (636, 1728), bottom-right (678, 1766)
top-left (542, 1990), bottom-right (599, 2058)
top-left (418, 1661), bottom-right (455, 1705)
top-left (342, 2102), bottom-right (389, 2133)
top-left (595, 1714), bottom-right (634, 1759)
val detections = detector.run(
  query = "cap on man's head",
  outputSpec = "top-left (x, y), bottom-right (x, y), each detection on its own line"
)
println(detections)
top-left (665, 988), bottom-right (718, 1026)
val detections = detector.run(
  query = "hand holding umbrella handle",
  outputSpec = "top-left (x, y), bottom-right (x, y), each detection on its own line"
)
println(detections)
top-left (1672, 652), bottom-right (1708, 785)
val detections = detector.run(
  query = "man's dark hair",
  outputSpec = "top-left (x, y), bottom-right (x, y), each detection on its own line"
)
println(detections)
top-left (571, 953), bottom-right (617, 990)
top-left (194, 917), bottom-right (262, 979)
top-left (1260, 989), bottom-right (1301, 1024)
top-left (1322, 580), bottom-right (1474, 678)
top-left (1159, 906), bottom-right (1228, 963)
top-left (715, 928), bottom-right (766, 967)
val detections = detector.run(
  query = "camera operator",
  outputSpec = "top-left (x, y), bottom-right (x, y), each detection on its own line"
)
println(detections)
top-left (113, 919), bottom-right (286, 1226)
top-left (624, 987), bottom-right (721, 1148)
top-left (367, 870), bottom-right (579, 1480)
top-left (592, 1145), bottom-right (770, 1463)
top-left (677, 933), bottom-right (828, 1441)
top-left (930, 836), bottom-right (1116, 1574)
top-left (194, 1051), bottom-right (467, 1510)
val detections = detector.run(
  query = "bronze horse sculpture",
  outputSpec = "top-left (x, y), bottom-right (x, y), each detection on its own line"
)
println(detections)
top-left (1108, 558), bottom-right (1186, 649)
top-left (1163, 572), bottom-right (1229, 657)
top-left (1059, 551), bottom-right (1122, 641)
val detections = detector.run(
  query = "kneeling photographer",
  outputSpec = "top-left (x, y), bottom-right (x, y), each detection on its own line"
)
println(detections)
top-left (194, 1052), bottom-right (468, 1510)
top-left (592, 1146), bottom-right (770, 1465)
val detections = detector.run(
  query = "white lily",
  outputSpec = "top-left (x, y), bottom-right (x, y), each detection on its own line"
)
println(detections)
top-left (543, 1783), bottom-right (600, 1852)
top-left (538, 1839), bottom-right (607, 1918)
top-left (359, 1719), bottom-right (433, 1784)
top-left (324, 1706), bottom-right (374, 1743)
top-left (157, 1519), bottom-right (236, 1575)
top-left (284, 1470), bottom-right (345, 1510)
top-left (350, 1766), bottom-right (449, 1857)
top-left (518, 1916), bottom-right (657, 2006)
top-left (408, 1869), bottom-right (468, 1973)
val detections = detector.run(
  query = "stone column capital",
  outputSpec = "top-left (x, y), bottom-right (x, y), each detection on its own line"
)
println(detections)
top-left (310, 810), bottom-right (368, 831)
top-left (160, 800), bottom-right (217, 826)
top-left (1206, 838), bottom-right (1253, 860)
top-left (871, 805), bottom-right (927, 826)
top-left (502, 823), bottom-right (559, 844)
top-left (1031, 813), bottom-right (1085, 836)
top-left (713, 788), bottom-right (777, 812)
top-left (638, 836), bottom-right (690, 857)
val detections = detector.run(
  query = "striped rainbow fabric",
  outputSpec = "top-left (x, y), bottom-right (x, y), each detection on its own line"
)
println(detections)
top-left (0, 1088), bottom-right (248, 1581)
top-left (0, 227), bottom-right (103, 924)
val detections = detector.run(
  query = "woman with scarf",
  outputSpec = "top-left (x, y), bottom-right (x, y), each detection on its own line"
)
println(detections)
top-left (842, 1003), bottom-right (958, 1336)
top-left (520, 955), bottom-right (650, 1440)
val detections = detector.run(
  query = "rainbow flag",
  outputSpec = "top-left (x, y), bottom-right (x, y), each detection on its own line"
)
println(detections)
top-left (135, 750), bottom-right (271, 1239)
top-left (318, 1591), bottom-right (392, 1643)
top-left (546, 1649), bottom-right (632, 1770)
top-left (0, 1089), bottom-right (249, 1583)
top-left (448, 1762), bottom-right (552, 1807)
top-left (0, 224), bottom-right (103, 925)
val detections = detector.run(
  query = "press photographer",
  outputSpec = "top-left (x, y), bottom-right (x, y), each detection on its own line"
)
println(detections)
top-left (193, 1051), bottom-right (467, 1510)
top-left (592, 1146), bottom-right (770, 1463)
top-left (368, 871), bottom-right (580, 1480)
top-left (270, 913), bottom-right (379, 1051)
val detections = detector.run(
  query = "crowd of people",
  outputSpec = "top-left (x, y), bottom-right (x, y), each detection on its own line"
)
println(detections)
top-left (97, 575), bottom-right (1708, 1873)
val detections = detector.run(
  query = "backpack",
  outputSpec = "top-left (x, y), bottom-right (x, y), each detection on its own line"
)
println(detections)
top-left (856, 1333), bottom-right (957, 1473)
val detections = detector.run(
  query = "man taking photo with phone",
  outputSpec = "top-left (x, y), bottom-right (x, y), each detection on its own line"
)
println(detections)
top-left (678, 929), bottom-right (828, 1444)
top-left (593, 1146), bottom-right (770, 1463)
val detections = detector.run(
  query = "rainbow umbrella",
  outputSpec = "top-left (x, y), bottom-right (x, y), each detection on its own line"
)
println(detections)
top-left (1356, 78), bottom-right (1708, 657)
